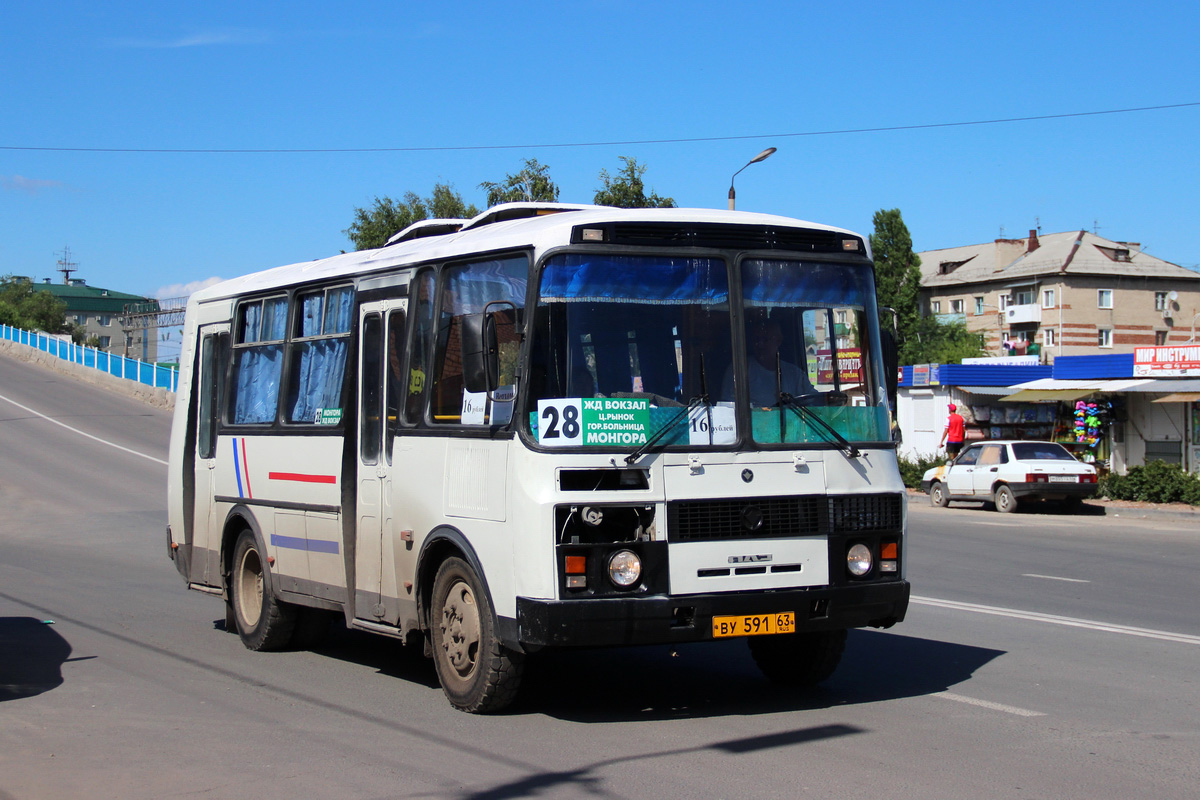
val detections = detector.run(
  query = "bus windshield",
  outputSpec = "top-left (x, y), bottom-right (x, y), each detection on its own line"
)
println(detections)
top-left (526, 253), bottom-right (889, 450)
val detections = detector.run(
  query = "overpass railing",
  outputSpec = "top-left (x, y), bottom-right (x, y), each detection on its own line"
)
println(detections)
top-left (1, 324), bottom-right (178, 391)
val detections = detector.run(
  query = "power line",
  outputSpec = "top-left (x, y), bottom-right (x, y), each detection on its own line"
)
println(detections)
top-left (2, 102), bottom-right (1197, 155)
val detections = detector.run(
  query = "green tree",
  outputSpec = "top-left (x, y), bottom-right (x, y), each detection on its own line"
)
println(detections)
top-left (0, 276), bottom-right (70, 334)
top-left (344, 183), bottom-right (477, 251)
top-left (869, 208), bottom-right (982, 364)
top-left (479, 158), bottom-right (559, 206)
top-left (593, 157), bottom-right (676, 208)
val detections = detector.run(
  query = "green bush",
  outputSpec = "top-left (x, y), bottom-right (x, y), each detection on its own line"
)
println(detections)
top-left (898, 453), bottom-right (944, 489)
top-left (1099, 460), bottom-right (1200, 505)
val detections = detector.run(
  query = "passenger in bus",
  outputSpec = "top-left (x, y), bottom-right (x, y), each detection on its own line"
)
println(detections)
top-left (723, 318), bottom-right (813, 408)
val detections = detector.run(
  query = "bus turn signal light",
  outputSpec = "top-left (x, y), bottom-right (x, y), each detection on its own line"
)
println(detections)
top-left (565, 556), bottom-right (587, 574)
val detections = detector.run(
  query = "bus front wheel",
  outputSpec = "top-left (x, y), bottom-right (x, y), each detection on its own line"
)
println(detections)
top-left (748, 629), bottom-right (847, 687)
top-left (430, 557), bottom-right (524, 713)
top-left (230, 529), bottom-right (296, 651)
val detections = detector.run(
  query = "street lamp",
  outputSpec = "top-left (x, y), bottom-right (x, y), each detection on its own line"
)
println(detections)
top-left (728, 147), bottom-right (776, 210)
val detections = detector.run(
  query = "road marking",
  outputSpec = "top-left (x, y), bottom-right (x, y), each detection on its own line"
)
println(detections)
top-left (932, 692), bottom-right (1045, 717)
top-left (1021, 573), bottom-right (1090, 583)
top-left (0, 392), bottom-right (167, 466)
top-left (912, 595), bottom-right (1200, 646)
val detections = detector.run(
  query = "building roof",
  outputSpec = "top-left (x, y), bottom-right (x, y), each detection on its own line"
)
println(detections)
top-left (33, 280), bottom-right (154, 315)
top-left (919, 230), bottom-right (1200, 289)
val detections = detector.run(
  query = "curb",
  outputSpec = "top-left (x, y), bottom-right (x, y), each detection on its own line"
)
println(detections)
top-left (905, 488), bottom-right (1200, 522)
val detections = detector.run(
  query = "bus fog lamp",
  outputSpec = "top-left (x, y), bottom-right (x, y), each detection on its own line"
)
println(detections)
top-left (847, 544), bottom-right (872, 576)
top-left (607, 550), bottom-right (642, 587)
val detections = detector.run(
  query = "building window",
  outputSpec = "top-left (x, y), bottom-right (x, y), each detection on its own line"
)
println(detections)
top-left (97, 315), bottom-right (111, 326)
top-left (1044, 328), bottom-right (1056, 346)
top-left (998, 295), bottom-right (1009, 311)
top-left (1156, 330), bottom-right (1168, 346)
top-left (1042, 289), bottom-right (1055, 309)
top-left (1155, 292), bottom-right (1169, 311)
top-left (1098, 328), bottom-right (1113, 348)
top-left (1013, 287), bottom-right (1035, 306)
top-left (931, 301), bottom-right (941, 314)
top-left (1098, 289), bottom-right (1113, 309)
top-left (950, 299), bottom-right (964, 314)
top-left (99, 336), bottom-right (111, 348)
top-left (974, 296), bottom-right (984, 315)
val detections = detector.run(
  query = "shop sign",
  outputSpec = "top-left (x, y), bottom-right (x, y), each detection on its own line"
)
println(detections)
top-left (817, 348), bottom-right (864, 383)
top-left (1133, 345), bottom-right (1200, 377)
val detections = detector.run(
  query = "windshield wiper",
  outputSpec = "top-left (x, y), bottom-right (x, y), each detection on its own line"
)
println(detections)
top-left (779, 392), bottom-right (860, 458)
top-left (625, 355), bottom-right (712, 465)
top-left (624, 393), bottom-right (708, 465)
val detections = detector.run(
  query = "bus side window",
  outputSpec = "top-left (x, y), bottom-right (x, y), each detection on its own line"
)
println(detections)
top-left (360, 314), bottom-right (383, 465)
top-left (429, 256), bottom-right (527, 424)
top-left (197, 333), bottom-right (220, 459)
top-left (228, 295), bottom-right (288, 425)
top-left (404, 270), bottom-right (435, 425)
top-left (285, 285), bottom-right (354, 424)
top-left (385, 308), bottom-right (407, 459)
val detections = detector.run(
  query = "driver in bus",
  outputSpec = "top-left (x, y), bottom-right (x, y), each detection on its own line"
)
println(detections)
top-left (723, 318), bottom-right (813, 408)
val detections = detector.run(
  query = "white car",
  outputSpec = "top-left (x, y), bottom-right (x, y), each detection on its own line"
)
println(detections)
top-left (921, 440), bottom-right (1098, 513)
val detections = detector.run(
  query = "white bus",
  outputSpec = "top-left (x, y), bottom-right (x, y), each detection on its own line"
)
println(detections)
top-left (167, 203), bottom-right (909, 712)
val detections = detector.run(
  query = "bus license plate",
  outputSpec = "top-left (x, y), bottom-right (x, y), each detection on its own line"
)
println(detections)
top-left (712, 612), bottom-right (796, 639)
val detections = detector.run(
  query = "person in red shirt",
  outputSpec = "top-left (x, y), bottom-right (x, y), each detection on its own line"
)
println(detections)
top-left (939, 403), bottom-right (965, 458)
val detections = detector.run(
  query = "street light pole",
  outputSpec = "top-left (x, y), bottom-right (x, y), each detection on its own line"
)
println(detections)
top-left (728, 147), bottom-right (776, 210)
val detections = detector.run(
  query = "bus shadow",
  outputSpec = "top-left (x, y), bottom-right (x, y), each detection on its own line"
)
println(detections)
top-left (518, 628), bottom-right (1004, 722)
top-left (307, 625), bottom-right (442, 690)
top-left (0, 617), bottom-right (72, 701)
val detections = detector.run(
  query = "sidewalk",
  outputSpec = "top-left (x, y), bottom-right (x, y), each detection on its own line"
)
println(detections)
top-left (905, 488), bottom-right (1200, 521)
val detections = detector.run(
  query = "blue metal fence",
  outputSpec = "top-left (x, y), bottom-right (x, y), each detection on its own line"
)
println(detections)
top-left (0, 324), bottom-right (178, 391)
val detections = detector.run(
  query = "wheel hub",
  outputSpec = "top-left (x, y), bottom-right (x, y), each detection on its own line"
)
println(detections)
top-left (440, 580), bottom-right (480, 678)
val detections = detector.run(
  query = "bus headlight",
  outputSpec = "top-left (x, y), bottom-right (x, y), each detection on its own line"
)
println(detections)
top-left (607, 549), bottom-right (642, 587)
top-left (847, 544), bottom-right (873, 577)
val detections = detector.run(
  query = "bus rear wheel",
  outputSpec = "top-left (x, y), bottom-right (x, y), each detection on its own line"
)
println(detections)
top-left (430, 557), bottom-right (524, 713)
top-left (748, 629), bottom-right (847, 686)
top-left (230, 529), bottom-right (296, 651)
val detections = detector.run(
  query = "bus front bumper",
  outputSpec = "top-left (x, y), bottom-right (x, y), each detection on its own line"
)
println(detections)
top-left (515, 581), bottom-right (910, 648)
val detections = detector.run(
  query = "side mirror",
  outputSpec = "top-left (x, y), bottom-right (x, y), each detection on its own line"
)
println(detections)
top-left (462, 311), bottom-right (499, 394)
top-left (881, 327), bottom-right (899, 411)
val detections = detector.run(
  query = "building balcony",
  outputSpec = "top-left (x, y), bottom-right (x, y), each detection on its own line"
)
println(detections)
top-left (1004, 304), bottom-right (1042, 324)
top-left (934, 312), bottom-right (966, 325)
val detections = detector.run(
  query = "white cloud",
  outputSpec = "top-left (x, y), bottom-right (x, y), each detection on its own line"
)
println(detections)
top-left (107, 29), bottom-right (270, 49)
top-left (155, 276), bottom-right (224, 300)
top-left (2, 175), bottom-right (65, 194)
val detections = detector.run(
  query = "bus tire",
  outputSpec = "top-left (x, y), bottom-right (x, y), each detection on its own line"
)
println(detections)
top-left (929, 482), bottom-right (949, 507)
top-left (430, 557), bottom-right (524, 713)
top-left (230, 529), bottom-right (296, 651)
top-left (994, 485), bottom-right (1018, 513)
top-left (748, 629), bottom-right (847, 687)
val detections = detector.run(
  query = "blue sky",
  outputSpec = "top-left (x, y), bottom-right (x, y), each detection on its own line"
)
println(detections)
top-left (4, 1), bottom-right (1199, 316)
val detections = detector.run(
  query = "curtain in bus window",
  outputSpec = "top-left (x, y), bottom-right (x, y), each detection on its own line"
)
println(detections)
top-left (231, 345), bottom-right (283, 424)
top-left (742, 260), bottom-right (873, 309)
top-left (289, 339), bottom-right (348, 423)
top-left (540, 255), bottom-right (729, 305)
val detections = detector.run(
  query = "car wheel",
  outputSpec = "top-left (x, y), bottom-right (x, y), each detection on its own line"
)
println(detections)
top-left (994, 484), bottom-right (1018, 513)
top-left (930, 482), bottom-right (949, 508)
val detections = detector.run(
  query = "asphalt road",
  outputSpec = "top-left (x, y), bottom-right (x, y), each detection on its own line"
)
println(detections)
top-left (1, 351), bottom-right (1197, 799)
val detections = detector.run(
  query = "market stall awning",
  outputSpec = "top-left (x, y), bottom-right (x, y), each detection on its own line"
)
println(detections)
top-left (1152, 392), bottom-right (1200, 403)
top-left (998, 378), bottom-right (1154, 402)
top-left (1001, 388), bottom-right (1098, 402)
top-left (956, 386), bottom-right (1016, 396)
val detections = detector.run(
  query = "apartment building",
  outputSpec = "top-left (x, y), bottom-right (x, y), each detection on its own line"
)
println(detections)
top-left (33, 278), bottom-right (158, 361)
top-left (919, 230), bottom-right (1200, 362)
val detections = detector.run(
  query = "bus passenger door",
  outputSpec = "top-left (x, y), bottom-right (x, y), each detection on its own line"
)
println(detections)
top-left (191, 325), bottom-right (227, 586)
top-left (355, 300), bottom-right (406, 620)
